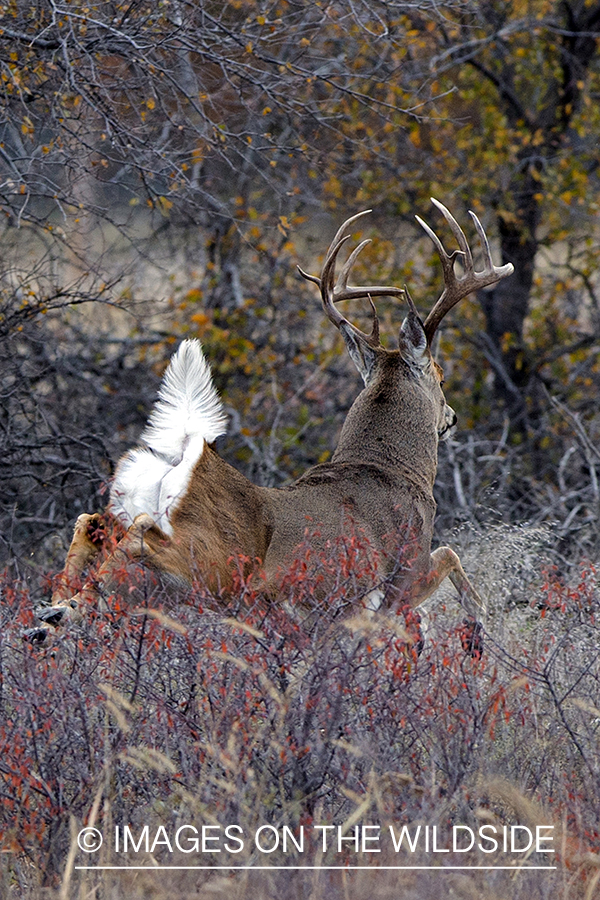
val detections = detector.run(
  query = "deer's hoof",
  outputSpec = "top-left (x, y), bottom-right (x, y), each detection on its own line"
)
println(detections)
top-left (460, 618), bottom-right (484, 659)
top-left (82, 513), bottom-right (107, 547)
top-left (37, 605), bottom-right (70, 627)
top-left (22, 626), bottom-right (53, 645)
top-left (402, 606), bottom-right (424, 657)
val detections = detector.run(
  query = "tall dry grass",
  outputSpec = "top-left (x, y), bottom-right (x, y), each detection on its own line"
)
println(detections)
top-left (0, 526), bottom-right (598, 899)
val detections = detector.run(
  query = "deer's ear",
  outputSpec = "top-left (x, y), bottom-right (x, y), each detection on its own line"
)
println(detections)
top-left (340, 323), bottom-right (378, 386)
top-left (399, 309), bottom-right (428, 368)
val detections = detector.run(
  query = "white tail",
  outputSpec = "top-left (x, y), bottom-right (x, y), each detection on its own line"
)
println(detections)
top-left (110, 341), bottom-right (227, 534)
top-left (42, 200), bottom-right (514, 658)
top-left (141, 339), bottom-right (227, 456)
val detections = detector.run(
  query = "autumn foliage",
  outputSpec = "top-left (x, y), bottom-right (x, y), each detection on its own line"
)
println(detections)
top-left (1, 3), bottom-right (600, 897)
top-left (0, 534), bottom-right (599, 899)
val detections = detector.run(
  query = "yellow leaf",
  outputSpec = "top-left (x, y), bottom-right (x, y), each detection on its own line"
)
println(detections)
top-left (157, 196), bottom-right (173, 214)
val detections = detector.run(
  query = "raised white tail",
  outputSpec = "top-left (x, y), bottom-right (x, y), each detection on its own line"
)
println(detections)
top-left (142, 339), bottom-right (227, 460)
top-left (109, 340), bottom-right (227, 534)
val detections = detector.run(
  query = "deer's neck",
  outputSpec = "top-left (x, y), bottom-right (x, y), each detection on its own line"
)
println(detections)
top-left (331, 377), bottom-right (439, 493)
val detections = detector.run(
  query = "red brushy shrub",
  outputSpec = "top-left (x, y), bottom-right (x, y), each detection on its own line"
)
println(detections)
top-left (0, 545), bottom-right (598, 899)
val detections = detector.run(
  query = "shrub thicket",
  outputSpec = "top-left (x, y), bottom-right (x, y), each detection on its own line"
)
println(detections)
top-left (0, 534), bottom-right (598, 899)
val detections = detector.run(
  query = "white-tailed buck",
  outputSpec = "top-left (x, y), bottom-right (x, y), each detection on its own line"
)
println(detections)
top-left (38, 200), bottom-right (513, 650)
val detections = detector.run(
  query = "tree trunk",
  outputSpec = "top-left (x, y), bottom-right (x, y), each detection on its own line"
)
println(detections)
top-left (478, 174), bottom-right (540, 419)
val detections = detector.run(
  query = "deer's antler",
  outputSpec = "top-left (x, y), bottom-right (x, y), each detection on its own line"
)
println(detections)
top-left (298, 210), bottom-right (405, 348)
top-left (417, 198), bottom-right (514, 344)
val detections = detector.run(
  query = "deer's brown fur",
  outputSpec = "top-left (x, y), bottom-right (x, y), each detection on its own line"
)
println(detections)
top-left (42, 201), bottom-right (513, 640)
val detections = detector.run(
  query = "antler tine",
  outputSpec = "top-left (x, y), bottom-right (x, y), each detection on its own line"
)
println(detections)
top-left (468, 208), bottom-right (494, 268)
top-left (321, 233), bottom-right (352, 302)
top-left (430, 197), bottom-right (473, 270)
top-left (296, 211), bottom-right (372, 295)
top-left (415, 203), bottom-right (467, 286)
top-left (337, 239), bottom-right (372, 296)
top-left (418, 197), bottom-right (514, 344)
top-left (298, 210), bottom-right (405, 348)
top-left (334, 239), bottom-right (405, 303)
top-left (327, 209), bottom-right (373, 258)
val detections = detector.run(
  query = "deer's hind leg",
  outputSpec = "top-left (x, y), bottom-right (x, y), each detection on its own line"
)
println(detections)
top-left (28, 513), bottom-right (107, 638)
top-left (38, 513), bottom-right (175, 631)
top-left (50, 513), bottom-right (107, 607)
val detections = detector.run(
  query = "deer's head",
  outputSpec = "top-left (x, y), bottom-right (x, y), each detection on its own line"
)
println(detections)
top-left (299, 200), bottom-right (513, 446)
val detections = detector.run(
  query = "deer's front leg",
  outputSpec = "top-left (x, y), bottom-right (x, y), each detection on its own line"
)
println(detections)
top-left (430, 547), bottom-right (486, 619)
top-left (407, 546), bottom-right (485, 657)
top-left (408, 547), bottom-right (484, 614)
